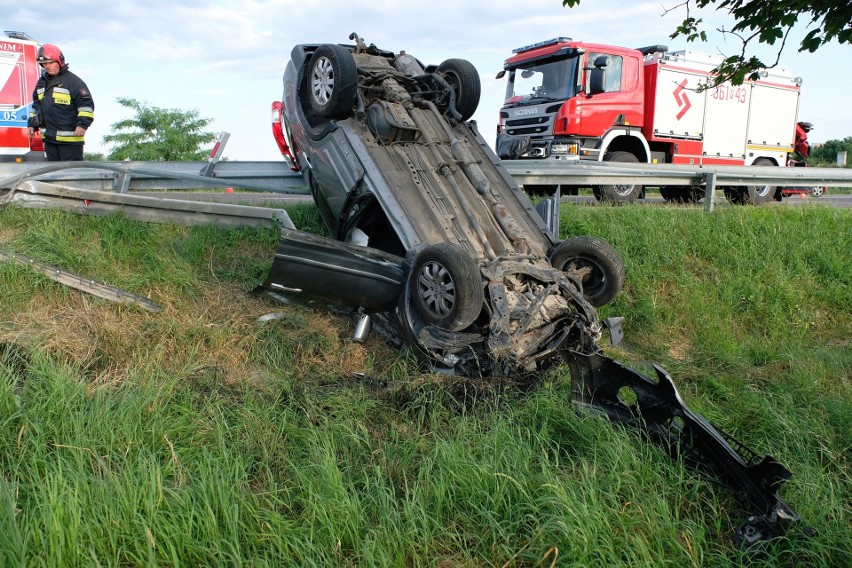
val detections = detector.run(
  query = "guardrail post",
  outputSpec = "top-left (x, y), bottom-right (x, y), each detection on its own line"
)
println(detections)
top-left (113, 172), bottom-right (132, 194)
top-left (200, 132), bottom-right (231, 177)
top-left (704, 172), bottom-right (717, 213)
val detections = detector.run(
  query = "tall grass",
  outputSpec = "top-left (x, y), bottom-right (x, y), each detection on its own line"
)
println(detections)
top-left (0, 202), bottom-right (849, 567)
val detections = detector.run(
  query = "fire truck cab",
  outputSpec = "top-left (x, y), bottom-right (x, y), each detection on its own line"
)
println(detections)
top-left (0, 31), bottom-right (44, 162)
top-left (497, 38), bottom-right (803, 204)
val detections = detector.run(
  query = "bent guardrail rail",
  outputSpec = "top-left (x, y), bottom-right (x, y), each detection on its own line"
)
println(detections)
top-left (0, 161), bottom-right (308, 194)
top-left (1, 180), bottom-right (296, 229)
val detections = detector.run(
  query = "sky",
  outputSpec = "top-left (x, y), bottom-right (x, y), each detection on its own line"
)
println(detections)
top-left (5, 0), bottom-right (850, 161)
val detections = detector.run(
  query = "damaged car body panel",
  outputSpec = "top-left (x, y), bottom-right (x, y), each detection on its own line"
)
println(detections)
top-left (264, 227), bottom-right (405, 312)
top-left (263, 34), bottom-right (802, 546)
top-left (567, 352), bottom-right (800, 546)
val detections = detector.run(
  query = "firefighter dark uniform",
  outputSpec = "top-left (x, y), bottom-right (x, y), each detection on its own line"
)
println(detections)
top-left (28, 44), bottom-right (94, 161)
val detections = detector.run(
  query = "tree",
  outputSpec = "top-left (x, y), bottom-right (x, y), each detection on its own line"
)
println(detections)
top-left (102, 97), bottom-right (216, 161)
top-left (562, 0), bottom-right (851, 86)
top-left (809, 137), bottom-right (852, 167)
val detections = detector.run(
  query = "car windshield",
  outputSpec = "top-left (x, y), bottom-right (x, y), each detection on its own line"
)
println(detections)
top-left (504, 56), bottom-right (579, 106)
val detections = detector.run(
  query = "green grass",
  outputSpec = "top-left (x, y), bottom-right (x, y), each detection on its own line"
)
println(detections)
top-left (0, 203), bottom-right (849, 567)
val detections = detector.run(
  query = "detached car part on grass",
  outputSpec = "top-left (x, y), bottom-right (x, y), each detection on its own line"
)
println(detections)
top-left (264, 34), bottom-right (801, 546)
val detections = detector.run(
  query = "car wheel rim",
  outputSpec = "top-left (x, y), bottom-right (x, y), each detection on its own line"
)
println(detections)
top-left (310, 56), bottom-right (334, 106)
top-left (417, 261), bottom-right (456, 318)
top-left (614, 184), bottom-right (635, 197)
top-left (756, 185), bottom-right (772, 197)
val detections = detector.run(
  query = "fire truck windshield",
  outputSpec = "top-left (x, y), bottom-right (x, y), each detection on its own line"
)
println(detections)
top-left (504, 56), bottom-right (579, 107)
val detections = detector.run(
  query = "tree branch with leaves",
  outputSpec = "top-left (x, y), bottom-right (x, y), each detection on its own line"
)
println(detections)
top-left (562, 0), bottom-right (851, 85)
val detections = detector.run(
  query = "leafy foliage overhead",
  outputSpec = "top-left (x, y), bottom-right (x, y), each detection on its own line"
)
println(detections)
top-left (102, 97), bottom-right (216, 161)
top-left (562, 0), bottom-right (851, 85)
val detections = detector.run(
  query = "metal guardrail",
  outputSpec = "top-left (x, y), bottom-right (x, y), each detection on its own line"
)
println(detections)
top-left (2, 160), bottom-right (850, 213)
top-left (502, 160), bottom-right (852, 188)
top-left (3, 159), bottom-right (851, 190)
top-left (504, 160), bottom-right (852, 212)
top-left (0, 161), bottom-right (308, 194)
top-left (2, 180), bottom-right (296, 229)
top-left (0, 249), bottom-right (163, 312)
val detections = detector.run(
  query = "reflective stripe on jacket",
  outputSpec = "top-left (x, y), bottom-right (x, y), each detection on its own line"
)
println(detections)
top-left (28, 66), bottom-right (94, 145)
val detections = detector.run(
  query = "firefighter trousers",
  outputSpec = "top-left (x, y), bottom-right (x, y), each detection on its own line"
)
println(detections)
top-left (44, 141), bottom-right (84, 162)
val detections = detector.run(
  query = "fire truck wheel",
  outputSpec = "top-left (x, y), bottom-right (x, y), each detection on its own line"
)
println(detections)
top-left (436, 59), bottom-right (481, 121)
top-left (302, 44), bottom-right (357, 120)
top-left (659, 185), bottom-right (703, 203)
top-left (408, 243), bottom-right (484, 331)
top-left (523, 184), bottom-right (559, 197)
top-left (741, 158), bottom-right (777, 205)
top-left (723, 187), bottom-right (743, 205)
top-left (550, 236), bottom-right (625, 307)
top-left (593, 151), bottom-right (643, 203)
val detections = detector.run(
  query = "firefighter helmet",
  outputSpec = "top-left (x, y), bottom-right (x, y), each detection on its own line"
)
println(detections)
top-left (37, 44), bottom-right (65, 67)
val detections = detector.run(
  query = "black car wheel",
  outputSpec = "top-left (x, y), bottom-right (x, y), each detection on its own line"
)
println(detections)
top-left (302, 44), bottom-right (357, 119)
top-left (550, 236), bottom-right (625, 307)
top-left (436, 59), bottom-right (481, 121)
top-left (408, 243), bottom-right (483, 331)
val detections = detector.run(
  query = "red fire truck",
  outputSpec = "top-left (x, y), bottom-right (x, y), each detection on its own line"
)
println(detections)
top-left (0, 31), bottom-right (44, 162)
top-left (496, 38), bottom-right (805, 204)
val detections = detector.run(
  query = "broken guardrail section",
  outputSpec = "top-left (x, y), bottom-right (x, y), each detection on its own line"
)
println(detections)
top-left (0, 250), bottom-right (162, 312)
top-left (1, 180), bottom-right (295, 230)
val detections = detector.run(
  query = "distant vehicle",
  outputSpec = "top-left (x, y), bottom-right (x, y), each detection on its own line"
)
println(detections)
top-left (496, 38), bottom-right (807, 205)
top-left (0, 31), bottom-right (44, 162)
top-left (265, 35), bottom-right (801, 547)
top-left (781, 121), bottom-right (827, 198)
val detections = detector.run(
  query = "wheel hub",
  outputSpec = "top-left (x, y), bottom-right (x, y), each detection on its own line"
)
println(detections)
top-left (311, 57), bottom-right (334, 105)
top-left (418, 261), bottom-right (456, 317)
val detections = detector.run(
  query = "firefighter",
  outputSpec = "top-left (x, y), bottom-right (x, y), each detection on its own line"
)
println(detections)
top-left (27, 44), bottom-right (94, 161)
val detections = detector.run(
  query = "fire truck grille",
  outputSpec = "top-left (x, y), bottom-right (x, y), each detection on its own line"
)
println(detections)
top-left (504, 111), bottom-right (554, 136)
top-left (506, 117), bottom-right (550, 127)
top-left (506, 126), bottom-right (550, 135)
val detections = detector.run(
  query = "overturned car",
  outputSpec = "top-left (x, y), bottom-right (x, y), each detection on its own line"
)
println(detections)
top-left (268, 33), bottom-right (625, 377)
top-left (266, 34), bottom-right (801, 546)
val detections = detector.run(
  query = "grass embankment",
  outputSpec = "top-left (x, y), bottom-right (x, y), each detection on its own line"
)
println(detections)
top-left (0, 203), bottom-right (849, 567)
